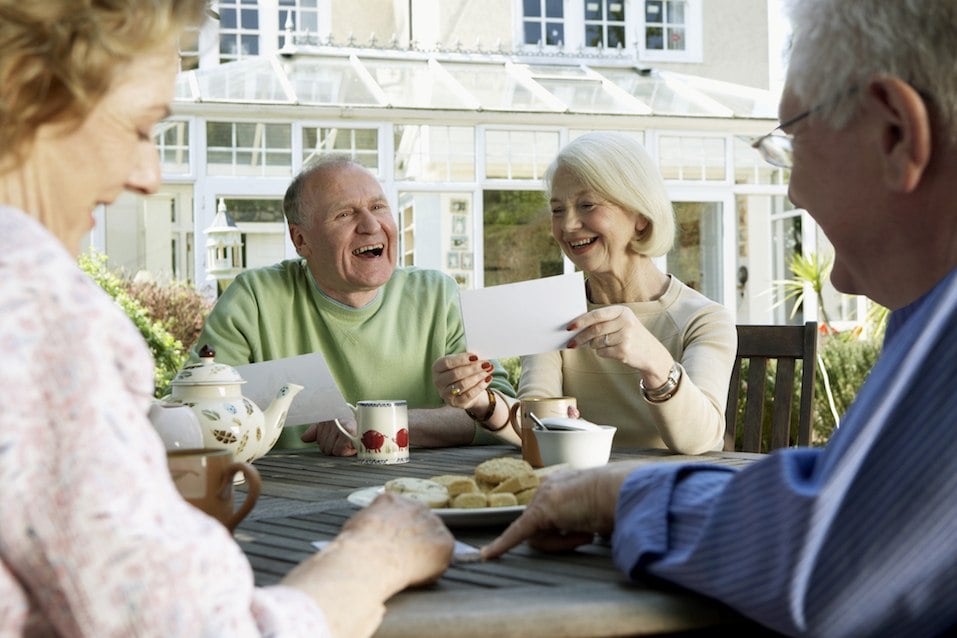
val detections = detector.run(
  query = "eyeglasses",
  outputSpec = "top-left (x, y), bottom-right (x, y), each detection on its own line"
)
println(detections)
top-left (750, 107), bottom-right (816, 169)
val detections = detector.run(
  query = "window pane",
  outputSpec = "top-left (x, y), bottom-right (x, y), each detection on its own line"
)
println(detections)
top-left (545, 21), bottom-right (564, 45)
top-left (207, 122), bottom-right (232, 147)
top-left (395, 125), bottom-right (474, 181)
top-left (668, 0), bottom-right (686, 22)
top-left (607, 0), bottom-right (625, 21)
top-left (646, 1), bottom-right (663, 22)
top-left (667, 27), bottom-right (685, 50)
top-left (585, 24), bottom-right (603, 47)
top-left (483, 190), bottom-right (560, 287)
top-left (645, 26), bottom-right (663, 50)
top-left (524, 22), bottom-right (542, 45)
top-left (240, 7), bottom-right (258, 29)
top-left (545, 0), bottom-right (563, 17)
top-left (524, 0), bottom-right (541, 18)
top-left (220, 7), bottom-right (237, 28)
top-left (241, 34), bottom-right (259, 56)
top-left (585, 1), bottom-right (602, 20)
top-left (608, 25), bottom-right (625, 48)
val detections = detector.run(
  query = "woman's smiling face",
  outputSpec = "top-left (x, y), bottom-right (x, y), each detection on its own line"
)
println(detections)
top-left (549, 166), bottom-right (647, 277)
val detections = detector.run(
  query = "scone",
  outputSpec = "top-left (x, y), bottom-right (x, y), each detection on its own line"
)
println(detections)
top-left (430, 474), bottom-right (480, 497)
top-left (451, 492), bottom-right (488, 509)
top-left (474, 457), bottom-right (534, 485)
top-left (487, 492), bottom-right (518, 507)
top-left (515, 487), bottom-right (537, 505)
top-left (491, 473), bottom-right (539, 494)
top-left (383, 477), bottom-right (450, 508)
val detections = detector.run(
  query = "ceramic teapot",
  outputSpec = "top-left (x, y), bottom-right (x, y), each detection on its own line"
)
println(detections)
top-left (160, 345), bottom-right (304, 464)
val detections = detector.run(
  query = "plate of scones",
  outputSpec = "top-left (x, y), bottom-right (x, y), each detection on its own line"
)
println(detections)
top-left (347, 457), bottom-right (566, 527)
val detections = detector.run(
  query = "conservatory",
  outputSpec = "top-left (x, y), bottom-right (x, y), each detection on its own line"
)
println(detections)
top-left (90, 44), bottom-right (862, 325)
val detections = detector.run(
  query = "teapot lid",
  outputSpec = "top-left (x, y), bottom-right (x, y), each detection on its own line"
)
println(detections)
top-left (170, 345), bottom-right (246, 386)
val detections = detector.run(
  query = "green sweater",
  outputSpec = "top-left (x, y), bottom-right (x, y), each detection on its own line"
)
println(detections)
top-left (192, 260), bottom-right (514, 409)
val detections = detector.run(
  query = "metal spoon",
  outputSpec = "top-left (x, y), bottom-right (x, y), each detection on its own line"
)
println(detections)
top-left (528, 411), bottom-right (549, 430)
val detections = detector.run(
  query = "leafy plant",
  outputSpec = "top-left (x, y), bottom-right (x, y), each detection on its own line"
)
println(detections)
top-left (124, 279), bottom-right (212, 354)
top-left (77, 250), bottom-right (198, 398)
top-left (773, 251), bottom-right (834, 329)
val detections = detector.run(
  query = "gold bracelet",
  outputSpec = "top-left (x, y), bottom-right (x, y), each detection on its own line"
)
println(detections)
top-left (467, 389), bottom-right (506, 430)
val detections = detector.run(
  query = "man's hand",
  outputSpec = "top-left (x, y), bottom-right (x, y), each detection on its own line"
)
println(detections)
top-left (301, 419), bottom-right (358, 456)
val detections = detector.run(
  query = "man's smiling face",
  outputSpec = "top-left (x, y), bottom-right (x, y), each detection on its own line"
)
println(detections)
top-left (291, 163), bottom-right (397, 307)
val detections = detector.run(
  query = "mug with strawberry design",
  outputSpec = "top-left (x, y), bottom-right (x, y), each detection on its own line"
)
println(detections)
top-left (335, 399), bottom-right (410, 464)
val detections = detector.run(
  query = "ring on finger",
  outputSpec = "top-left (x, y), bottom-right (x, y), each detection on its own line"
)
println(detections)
top-left (450, 385), bottom-right (461, 397)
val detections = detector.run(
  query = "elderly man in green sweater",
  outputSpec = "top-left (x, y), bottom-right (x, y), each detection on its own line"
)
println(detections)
top-left (192, 155), bottom-right (516, 455)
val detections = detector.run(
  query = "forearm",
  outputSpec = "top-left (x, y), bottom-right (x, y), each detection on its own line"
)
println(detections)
top-left (408, 405), bottom-right (478, 447)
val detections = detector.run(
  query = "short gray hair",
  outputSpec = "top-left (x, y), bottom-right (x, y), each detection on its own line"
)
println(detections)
top-left (282, 154), bottom-right (365, 226)
top-left (785, 0), bottom-right (957, 141)
top-left (544, 131), bottom-right (675, 257)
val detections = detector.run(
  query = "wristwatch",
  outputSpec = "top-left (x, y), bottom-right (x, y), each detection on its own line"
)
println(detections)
top-left (640, 363), bottom-right (682, 403)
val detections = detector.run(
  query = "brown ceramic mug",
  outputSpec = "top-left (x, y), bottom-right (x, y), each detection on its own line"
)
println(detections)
top-left (508, 397), bottom-right (578, 468)
top-left (167, 448), bottom-right (261, 532)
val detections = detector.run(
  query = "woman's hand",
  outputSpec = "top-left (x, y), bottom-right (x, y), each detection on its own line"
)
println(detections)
top-left (431, 353), bottom-right (495, 411)
top-left (481, 461), bottom-right (646, 560)
top-left (566, 306), bottom-right (674, 384)
top-left (301, 419), bottom-right (358, 456)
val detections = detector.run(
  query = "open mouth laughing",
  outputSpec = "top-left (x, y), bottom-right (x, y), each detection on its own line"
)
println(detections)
top-left (567, 237), bottom-right (597, 249)
top-left (353, 243), bottom-right (384, 258)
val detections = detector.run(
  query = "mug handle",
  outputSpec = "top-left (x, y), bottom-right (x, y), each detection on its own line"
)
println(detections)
top-left (223, 462), bottom-right (261, 532)
top-left (334, 418), bottom-right (361, 447)
top-left (508, 402), bottom-right (523, 438)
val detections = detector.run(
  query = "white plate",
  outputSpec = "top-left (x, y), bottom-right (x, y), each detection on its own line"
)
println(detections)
top-left (347, 486), bottom-right (525, 527)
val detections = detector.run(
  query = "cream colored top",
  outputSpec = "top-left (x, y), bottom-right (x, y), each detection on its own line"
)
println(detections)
top-left (519, 277), bottom-right (736, 454)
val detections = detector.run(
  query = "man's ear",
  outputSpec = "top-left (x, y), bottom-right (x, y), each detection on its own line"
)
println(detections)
top-left (866, 75), bottom-right (931, 193)
top-left (288, 223), bottom-right (308, 257)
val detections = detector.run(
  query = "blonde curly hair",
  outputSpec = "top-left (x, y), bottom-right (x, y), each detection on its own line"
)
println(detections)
top-left (0, 0), bottom-right (208, 170)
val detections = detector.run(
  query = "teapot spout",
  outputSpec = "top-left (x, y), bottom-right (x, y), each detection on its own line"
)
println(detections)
top-left (263, 383), bottom-right (304, 436)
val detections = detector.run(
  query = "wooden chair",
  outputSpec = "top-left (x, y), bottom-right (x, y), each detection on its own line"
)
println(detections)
top-left (724, 322), bottom-right (818, 453)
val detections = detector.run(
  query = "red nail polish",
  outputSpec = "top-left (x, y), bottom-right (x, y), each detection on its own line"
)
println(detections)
top-left (481, 362), bottom-right (493, 371)
top-left (567, 340), bottom-right (576, 349)
top-left (485, 375), bottom-right (492, 383)
top-left (468, 354), bottom-right (478, 362)
top-left (567, 323), bottom-right (577, 330)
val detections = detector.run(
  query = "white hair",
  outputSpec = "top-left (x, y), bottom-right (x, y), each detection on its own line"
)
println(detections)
top-left (785, 0), bottom-right (957, 141)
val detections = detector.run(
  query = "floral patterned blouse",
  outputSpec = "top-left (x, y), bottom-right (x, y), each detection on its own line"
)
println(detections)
top-left (0, 207), bottom-right (329, 637)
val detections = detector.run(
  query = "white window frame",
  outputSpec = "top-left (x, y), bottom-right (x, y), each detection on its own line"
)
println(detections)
top-left (637, 0), bottom-right (703, 63)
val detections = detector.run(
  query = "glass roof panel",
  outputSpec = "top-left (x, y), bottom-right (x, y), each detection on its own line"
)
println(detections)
top-left (667, 72), bottom-right (780, 118)
top-left (193, 57), bottom-right (291, 102)
top-left (174, 72), bottom-right (196, 101)
top-left (594, 67), bottom-right (716, 116)
top-left (286, 57), bottom-right (382, 105)
top-left (357, 58), bottom-right (471, 109)
top-left (440, 62), bottom-right (559, 111)
top-left (534, 77), bottom-right (647, 114)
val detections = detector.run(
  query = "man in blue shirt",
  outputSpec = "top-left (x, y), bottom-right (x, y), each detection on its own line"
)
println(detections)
top-left (483, 1), bottom-right (957, 636)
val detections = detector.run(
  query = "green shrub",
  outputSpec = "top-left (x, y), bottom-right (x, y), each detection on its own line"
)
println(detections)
top-left (124, 279), bottom-right (212, 354)
top-left (499, 356), bottom-right (522, 392)
top-left (77, 251), bottom-right (207, 398)
top-left (812, 332), bottom-right (881, 442)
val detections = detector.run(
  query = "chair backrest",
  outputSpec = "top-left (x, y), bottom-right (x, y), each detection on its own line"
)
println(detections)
top-left (724, 322), bottom-right (818, 453)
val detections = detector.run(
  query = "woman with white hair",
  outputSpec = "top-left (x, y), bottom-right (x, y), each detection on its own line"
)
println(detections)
top-left (518, 131), bottom-right (735, 454)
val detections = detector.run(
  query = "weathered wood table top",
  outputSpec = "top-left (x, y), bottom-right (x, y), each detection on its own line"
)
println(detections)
top-left (237, 445), bottom-right (779, 637)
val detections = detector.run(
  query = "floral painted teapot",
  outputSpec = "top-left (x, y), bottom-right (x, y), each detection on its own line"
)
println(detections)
top-left (160, 345), bottom-right (304, 464)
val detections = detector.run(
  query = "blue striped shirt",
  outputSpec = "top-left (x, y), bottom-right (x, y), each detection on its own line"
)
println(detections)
top-left (612, 267), bottom-right (957, 637)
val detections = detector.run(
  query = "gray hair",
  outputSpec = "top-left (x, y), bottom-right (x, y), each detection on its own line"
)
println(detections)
top-left (282, 153), bottom-right (366, 226)
top-left (785, 0), bottom-right (957, 141)
top-left (544, 131), bottom-right (675, 257)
